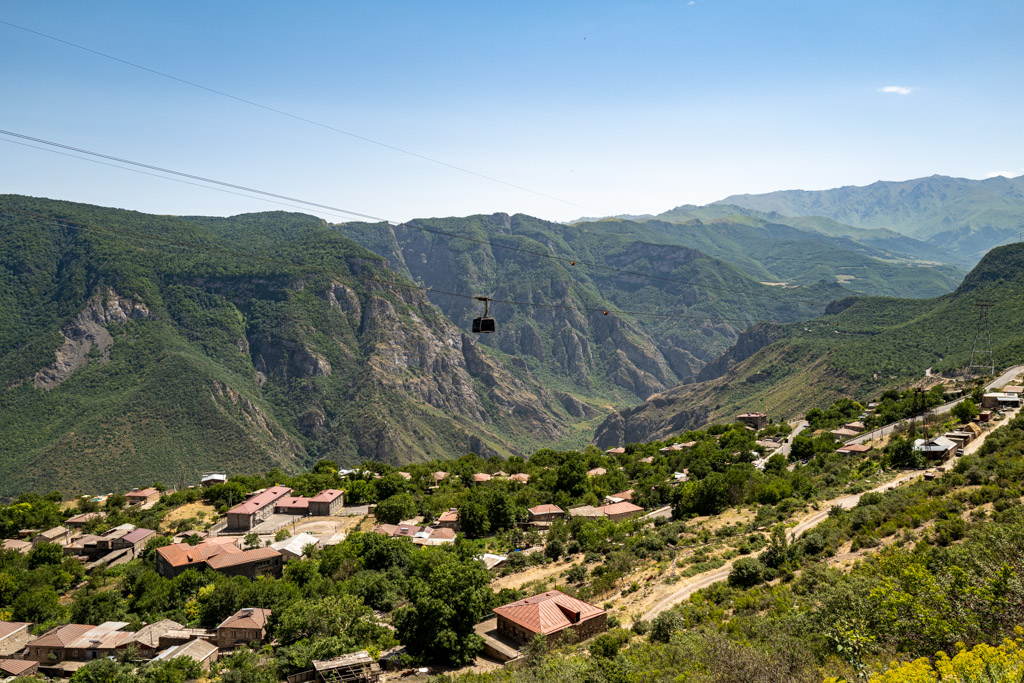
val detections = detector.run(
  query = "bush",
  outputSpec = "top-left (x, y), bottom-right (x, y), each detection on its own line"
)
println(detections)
top-left (650, 611), bottom-right (683, 643)
top-left (728, 557), bottom-right (765, 588)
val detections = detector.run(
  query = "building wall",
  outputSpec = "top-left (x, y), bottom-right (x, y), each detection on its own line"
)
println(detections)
top-left (308, 494), bottom-right (343, 517)
top-left (213, 556), bottom-right (283, 579)
top-left (217, 627), bottom-right (264, 649)
top-left (496, 613), bottom-right (607, 647)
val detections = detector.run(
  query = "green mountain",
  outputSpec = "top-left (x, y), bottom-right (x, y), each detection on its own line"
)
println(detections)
top-left (594, 241), bottom-right (1024, 446)
top-left (718, 174), bottom-right (1024, 264)
top-left (0, 196), bottom-right (578, 497)
top-left (337, 213), bottom-right (843, 403)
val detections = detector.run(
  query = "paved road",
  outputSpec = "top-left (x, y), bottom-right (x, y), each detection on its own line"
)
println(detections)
top-left (781, 421), bottom-right (810, 456)
top-left (846, 365), bottom-right (1024, 447)
top-left (641, 405), bottom-right (1019, 622)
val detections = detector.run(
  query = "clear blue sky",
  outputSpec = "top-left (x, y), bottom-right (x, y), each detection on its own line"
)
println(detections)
top-left (1, 1), bottom-right (1022, 223)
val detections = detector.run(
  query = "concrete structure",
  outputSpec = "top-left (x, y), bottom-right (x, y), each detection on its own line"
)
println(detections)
top-left (737, 412), bottom-right (768, 430)
top-left (527, 504), bottom-right (565, 524)
top-left (153, 638), bottom-right (218, 670)
top-left (125, 488), bottom-right (161, 506)
top-left (206, 548), bottom-right (283, 578)
top-left (32, 526), bottom-right (70, 547)
top-left (983, 392), bottom-right (1022, 410)
top-left (312, 650), bottom-right (381, 682)
top-left (226, 486), bottom-right (292, 531)
top-left (307, 489), bottom-right (344, 517)
top-left (201, 473), bottom-right (227, 487)
top-left (493, 590), bottom-right (607, 646)
top-left (217, 608), bottom-right (270, 649)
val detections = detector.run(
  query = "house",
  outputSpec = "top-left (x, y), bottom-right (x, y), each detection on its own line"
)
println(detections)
top-left (509, 473), bottom-right (530, 483)
top-left (672, 471), bottom-right (689, 484)
top-left (225, 486), bottom-right (292, 531)
top-left (844, 421), bottom-right (866, 432)
top-left (603, 490), bottom-right (634, 505)
top-left (371, 525), bottom-right (455, 546)
top-left (638, 456), bottom-right (654, 464)
top-left (0, 622), bottom-right (34, 657)
top-left (65, 512), bottom-right (105, 529)
top-left (478, 553), bottom-right (507, 570)
top-left (660, 441), bottom-right (696, 452)
top-left (605, 447), bottom-right (626, 455)
top-left (32, 526), bottom-right (70, 547)
top-left (432, 471), bottom-right (448, 482)
top-left (201, 473), bottom-right (227, 487)
top-left (217, 608), bottom-right (270, 649)
top-left (913, 436), bottom-right (958, 461)
top-left (979, 411), bottom-right (993, 423)
top-left (596, 501), bottom-right (644, 522)
top-left (205, 548), bottom-right (283, 579)
top-left (153, 638), bottom-right (219, 670)
top-left (586, 467), bottom-right (607, 477)
top-left (738, 412), bottom-right (768, 430)
top-left (836, 443), bottom-right (872, 455)
top-left (307, 489), bottom-right (344, 517)
top-left (830, 428), bottom-right (860, 439)
top-left (156, 540), bottom-right (242, 579)
top-left (274, 496), bottom-right (311, 516)
top-left (110, 528), bottom-right (157, 557)
top-left (473, 473), bottom-right (492, 483)
top-left (527, 504), bottom-right (565, 524)
top-left (435, 508), bottom-right (460, 530)
top-left (125, 487), bottom-right (161, 506)
top-left (396, 471), bottom-right (412, 481)
top-left (313, 651), bottom-right (381, 683)
top-left (0, 538), bottom-right (31, 554)
top-left (270, 532), bottom-right (321, 560)
top-left (156, 628), bottom-right (217, 650)
top-left (1003, 385), bottom-right (1024, 396)
top-left (568, 505), bottom-right (605, 519)
top-left (983, 393), bottom-right (1022, 410)
top-left (945, 431), bottom-right (974, 449)
top-left (122, 619), bottom-right (185, 659)
top-left (373, 524), bottom-right (423, 539)
top-left (26, 622), bottom-right (133, 664)
top-left (0, 659), bottom-right (39, 677)
top-left (493, 590), bottom-right (607, 646)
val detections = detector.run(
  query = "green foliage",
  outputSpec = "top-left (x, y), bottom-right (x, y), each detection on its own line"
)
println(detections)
top-left (375, 493), bottom-right (417, 525)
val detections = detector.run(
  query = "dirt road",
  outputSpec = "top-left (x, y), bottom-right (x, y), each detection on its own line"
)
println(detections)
top-left (640, 407), bottom-right (1018, 621)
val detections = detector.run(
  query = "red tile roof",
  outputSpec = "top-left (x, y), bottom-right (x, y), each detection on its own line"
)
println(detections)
top-left (157, 541), bottom-right (240, 568)
top-left (597, 501), bottom-right (644, 517)
top-left (219, 608), bottom-right (270, 631)
top-left (32, 624), bottom-right (96, 648)
top-left (528, 504), bottom-right (563, 515)
top-left (493, 590), bottom-right (604, 636)
top-left (0, 659), bottom-right (38, 676)
top-left (309, 489), bottom-right (343, 503)
top-left (126, 487), bottom-right (159, 499)
top-left (438, 510), bottom-right (459, 523)
top-left (0, 622), bottom-right (30, 641)
top-left (275, 496), bottom-right (310, 510)
top-left (226, 486), bottom-right (292, 516)
top-left (473, 473), bottom-right (492, 483)
top-left (206, 547), bottom-right (280, 570)
top-left (119, 528), bottom-right (156, 545)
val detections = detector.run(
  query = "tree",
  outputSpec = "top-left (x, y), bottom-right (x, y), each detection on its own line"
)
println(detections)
top-left (375, 493), bottom-right (417, 525)
top-left (393, 552), bottom-right (492, 665)
top-left (28, 541), bottom-right (64, 569)
top-left (544, 538), bottom-right (564, 561)
top-left (457, 499), bottom-right (490, 538)
top-left (728, 557), bottom-right (766, 588)
top-left (242, 532), bottom-right (260, 549)
top-left (275, 594), bottom-right (385, 645)
top-left (952, 399), bottom-right (979, 424)
top-left (105, 493), bottom-right (126, 512)
top-left (790, 434), bottom-right (815, 462)
top-left (885, 436), bottom-right (923, 469)
top-left (274, 529), bottom-right (291, 542)
top-left (555, 458), bottom-right (589, 499)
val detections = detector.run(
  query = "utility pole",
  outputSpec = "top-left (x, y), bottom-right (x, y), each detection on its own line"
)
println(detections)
top-left (968, 302), bottom-right (995, 376)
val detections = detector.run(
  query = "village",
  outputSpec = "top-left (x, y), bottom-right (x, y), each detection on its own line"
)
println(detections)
top-left (0, 372), bottom-right (1021, 682)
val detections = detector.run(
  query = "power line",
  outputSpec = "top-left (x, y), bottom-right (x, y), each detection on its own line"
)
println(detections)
top-left (0, 18), bottom-right (597, 213)
top-left (0, 205), bottom-right (816, 327)
top-left (0, 129), bottom-right (826, 305)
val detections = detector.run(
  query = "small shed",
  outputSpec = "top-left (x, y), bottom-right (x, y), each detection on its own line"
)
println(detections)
top-left (313, 650), bottom-right (381, 682)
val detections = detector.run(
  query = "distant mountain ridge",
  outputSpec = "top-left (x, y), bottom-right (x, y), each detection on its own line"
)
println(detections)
top-left (594, 241), bottom-right (1024, 447)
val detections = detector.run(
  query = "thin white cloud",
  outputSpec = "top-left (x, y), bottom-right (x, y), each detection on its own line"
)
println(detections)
top-left (878, 86), bottom-right (914, 95)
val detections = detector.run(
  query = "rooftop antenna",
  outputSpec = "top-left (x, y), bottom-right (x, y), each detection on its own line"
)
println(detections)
top-left (968, 301), bottom-right (995, 376)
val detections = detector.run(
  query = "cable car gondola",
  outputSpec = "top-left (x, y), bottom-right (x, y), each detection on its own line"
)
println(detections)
top-left (472, 296), bottom-right (495, 333)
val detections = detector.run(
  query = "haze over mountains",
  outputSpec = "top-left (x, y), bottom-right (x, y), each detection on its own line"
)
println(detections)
top-left (4, 172), bottom-right (1024, 496)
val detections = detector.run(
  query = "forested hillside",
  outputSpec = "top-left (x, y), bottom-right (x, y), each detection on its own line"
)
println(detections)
top-left (596, 242), bottom-right (1024, 446)
top-left (0, 197), bottom-right (577, 496)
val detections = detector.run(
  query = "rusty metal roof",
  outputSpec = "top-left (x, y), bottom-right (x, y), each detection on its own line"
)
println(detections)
top-left (493, 590), bottom-right (604, 636)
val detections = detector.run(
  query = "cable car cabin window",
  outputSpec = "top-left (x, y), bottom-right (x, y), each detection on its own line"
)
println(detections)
top-left (473, 317), bottom-right (495, 333)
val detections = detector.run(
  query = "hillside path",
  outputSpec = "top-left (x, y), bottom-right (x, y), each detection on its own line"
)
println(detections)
top-left (640, 405), bottom-right (1018, 622)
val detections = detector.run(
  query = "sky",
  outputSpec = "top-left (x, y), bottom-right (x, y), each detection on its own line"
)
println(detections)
top-left (1, 1), bottom-right (1023, 224)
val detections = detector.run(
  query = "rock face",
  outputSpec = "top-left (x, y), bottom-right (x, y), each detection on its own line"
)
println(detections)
top-left (250, 333), bottom-right (333, 379)
top-left (34, 289), bottom-right (152, 390)
top-left (694, 323), bottom-right (785, 383)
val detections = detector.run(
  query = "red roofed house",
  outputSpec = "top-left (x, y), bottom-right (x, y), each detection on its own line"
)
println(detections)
top-left (273, 496), bottom-right (311, 516)
top-left (596, 501), bottom-right (644, 522)
top-left (156, 540), bottom-right (242, 579)
top-left (217, 608), bottom-right (271, 649)
top-left (110, 528), bottom-right (157, 557)
top-left (493, 590), bottom-right (606, 646)
top-left (27, 622), bottom-right (134, 664)
top-left (307, 489), bottom-right (344, 516)
top-left (125, 487), bottom-right (161, 506)
top-left (738, 412), bottom-right (768, 430)
top-left (473, 473), bottom-right (492, 483)
top-left (435, 508), bottom-right (460, 530)
top-left (0, 538), bottom-right (31, 555)
top-left (509, 473), bottom-right (530, 483)
top-left (586, 467), bottom-right (607, 478)
top-left (226, 486), bottom-right (292, 531)
top-left (205, 548), bottom-right (283, 579)
top-left (0, 659), bottom-right (39, 677)
top-left (836, 443), bottom-right (872, 455)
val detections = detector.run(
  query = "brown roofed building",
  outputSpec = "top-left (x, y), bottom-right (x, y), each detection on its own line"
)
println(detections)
top-left (65, 512), bottom-right (105, 529)
top-left (121, 619), bottom-right (185, 659)
top-left (0, 622), bottom-right (34, 657)
top-left (27, 622), bottom-right (134, 663)
top-left (313, 651), bottom-right (380, 683)
top-left (472, 473), bottom-right (492, 483)
top-left (527, 505), bottom-right (564, 524)
top-left (205, 548), bottom-right (283, 579)
top-left (604, 489), bottom-right (634, 504)
top-left (836, 443), bottom-right (872, 455)
top-left (493, 590), bottom-right (606, 646)
top-left (156, 541), bottom-right (241, 579)
top-left (432, 471), bottom-right (448, 482)
top-left (226, 486), bottom-right (292, 531)
top-left (217, 608), bottom-right (270, 649)
top-left (0, 659), bottom-right (39, 677)
top-left (153, 638), bottom-right (219, 670)
top-left (435, 509), bottom-right (460, 530)
top-left (33, 526), bottom-right (70, 547)
top-left (0, 538), bottom-right (31, 555)
top-left (586, 467), bottom-right (607, 477)
top-left (596, 501), bottom-right (644, 522)
top-left (509, 473), bottom-right (530, 484)
top-left (738, 412), bottom-right (768, 430)
top-left (111, 528), bottom-right (157, 557)
top-left (307, 489), bottom-right (344, 516)
top-left (274, 496), bottom-right (311, 516)
top-left (125, 488), bottom-right (161, 506)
